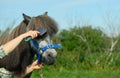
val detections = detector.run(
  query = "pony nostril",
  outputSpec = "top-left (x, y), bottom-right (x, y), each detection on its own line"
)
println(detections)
top-left (48, 54), bottom-right (51, 57)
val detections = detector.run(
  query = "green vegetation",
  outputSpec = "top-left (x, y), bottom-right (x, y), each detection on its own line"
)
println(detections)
top-left (31, 69), bottom-right (120, 78)
top-left (1, 26), bottom-right (120, 78)
top-left (31, 26), bottom-right (120, 78)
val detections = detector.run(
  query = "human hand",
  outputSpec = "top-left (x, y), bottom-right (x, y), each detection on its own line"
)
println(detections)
top-left (31, 60), bottom-right (43, 70)
top-left (25, 60), bottom-right (43, 76)
top-left (22, 30), bottom-right (40, 39)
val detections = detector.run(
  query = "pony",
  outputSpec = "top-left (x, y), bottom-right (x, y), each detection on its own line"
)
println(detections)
top-left (0, 12), bottom-right (58, 78)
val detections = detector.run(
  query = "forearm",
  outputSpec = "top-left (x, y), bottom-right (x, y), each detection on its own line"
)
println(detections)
top-left (2, 34), bottom-right (25, 54)
top-left (2, 30), bottom-right (39, 54)
top-left (25, 65), bottom-right (34, 75)
top-left (24, 60), bottom-right (42, 76)
top-left (16, 60), bottom-right (42, 77)
top-left (14, 65), bottom-right (33, 78)
top-left (16, 65), bottom-right (34, 78)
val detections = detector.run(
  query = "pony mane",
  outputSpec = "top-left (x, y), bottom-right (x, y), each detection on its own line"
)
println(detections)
top-left (0, 20), bottom-right (27, 44)
top-left (26, 14), bottom-right (58, 37)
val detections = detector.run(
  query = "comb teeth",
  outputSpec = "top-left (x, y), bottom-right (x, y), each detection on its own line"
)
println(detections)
top-left (37, 28), bottom-right (47, 36)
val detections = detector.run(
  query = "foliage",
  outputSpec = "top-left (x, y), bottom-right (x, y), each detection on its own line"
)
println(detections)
top-left (31, 69), bottom-right (120, 78)
top-left (1, 25), bottom-right (120, 78)
top-left (37, 26), bottom-right (120, 78)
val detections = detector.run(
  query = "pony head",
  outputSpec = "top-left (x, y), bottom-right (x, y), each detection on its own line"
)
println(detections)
top-left (23, 12), bottom-right (59, 65)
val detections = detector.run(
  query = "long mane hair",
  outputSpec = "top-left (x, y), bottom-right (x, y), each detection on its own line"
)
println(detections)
top-left (0, 12), bottom-right (58, 77)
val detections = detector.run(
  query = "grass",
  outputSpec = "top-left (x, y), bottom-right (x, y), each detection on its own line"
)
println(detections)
top-left (30, 51), bottom-right (120, 78)
top-left (31, 67), bottom-right (120, 78)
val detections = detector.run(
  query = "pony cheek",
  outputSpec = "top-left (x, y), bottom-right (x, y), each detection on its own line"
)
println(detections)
top-left (41, 49), bottom-right (57, 65)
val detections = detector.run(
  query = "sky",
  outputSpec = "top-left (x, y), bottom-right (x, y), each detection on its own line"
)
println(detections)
top-left (0, 0), bottom-right (120, 35)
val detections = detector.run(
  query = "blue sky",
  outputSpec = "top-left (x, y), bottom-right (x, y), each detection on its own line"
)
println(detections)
top-left (0, 0), bottom-right (120, 33)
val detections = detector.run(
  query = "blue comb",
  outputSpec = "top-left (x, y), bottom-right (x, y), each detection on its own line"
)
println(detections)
top-left (24, 28), bottom-right (47, 42)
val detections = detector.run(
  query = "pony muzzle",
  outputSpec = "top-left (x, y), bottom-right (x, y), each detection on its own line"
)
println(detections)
top-left (41, 49), bottom-right (57, 65)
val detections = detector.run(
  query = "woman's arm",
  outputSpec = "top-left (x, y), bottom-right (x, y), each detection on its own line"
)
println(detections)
top-left (2, 30), bottom-right (40, 54)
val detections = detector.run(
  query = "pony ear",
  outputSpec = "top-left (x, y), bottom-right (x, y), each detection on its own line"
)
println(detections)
top-left (22, 13), bottom-right (31, 21)
top-left (43, 12), bottom-right (48, 16)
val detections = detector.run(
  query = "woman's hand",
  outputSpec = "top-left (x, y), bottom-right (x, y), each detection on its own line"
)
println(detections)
top-left (21, 30), bottom-right (40, 39)
top-left (25, 60), bottom-right (43, 75)
top-left (18, 60), bottom-right (43, 78)
top-left (31, 60), bottom-right (43, 70)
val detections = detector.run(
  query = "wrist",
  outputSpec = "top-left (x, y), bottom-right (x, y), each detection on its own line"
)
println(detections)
top-left (20, 33), bottom-right (27, 39)
top-left (26, 65), bottom-right (34, 75)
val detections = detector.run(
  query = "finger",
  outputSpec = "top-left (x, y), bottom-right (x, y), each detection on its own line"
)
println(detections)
top-left (35, 31), bottom-right (40, 36)
top-left (33, 64), bottom-right (43, 69)
top-left (32, 31), bottom-right (40, 38)
top-left (35, 32), bottom-right (38, 37)
top-left (32, 60), bottom-right (38, 65)
top-left (35, 30), bottom-right (40, 33)
top-left (31, 33), bottom-right (37, 38)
